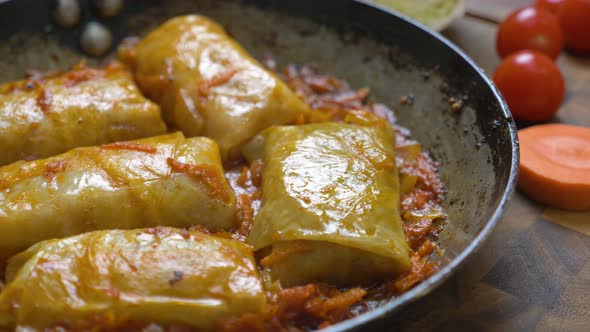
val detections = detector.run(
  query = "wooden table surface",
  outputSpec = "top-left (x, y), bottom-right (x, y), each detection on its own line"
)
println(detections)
top-left (377, 1), bottom-right (590, 331)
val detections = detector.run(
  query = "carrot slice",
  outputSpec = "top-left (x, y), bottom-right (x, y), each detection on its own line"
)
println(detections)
top-left (518, 124), bottom-right (590, 211)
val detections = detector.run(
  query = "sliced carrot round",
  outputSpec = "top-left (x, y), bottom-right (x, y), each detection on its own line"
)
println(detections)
top-left (518, 124), bottom-right (590, 211)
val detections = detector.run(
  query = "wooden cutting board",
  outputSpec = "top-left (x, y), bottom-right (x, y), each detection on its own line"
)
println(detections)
top-left (375, 1), bottom-right (590, 331)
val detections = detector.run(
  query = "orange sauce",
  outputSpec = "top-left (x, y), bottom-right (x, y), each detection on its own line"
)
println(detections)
top-left (43, 160), bottom-right (67, 182)
top-left (167, 158), bottom-right (232, 203)
top-left (99, 142), bottom-right (157, 154)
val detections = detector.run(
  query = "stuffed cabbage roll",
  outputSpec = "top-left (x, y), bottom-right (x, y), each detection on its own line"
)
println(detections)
top-left (0, 132), bottom-right (236, 257)
top-left (125, 15), bottom-right (311, 160)
top-left (0, 62), bottom-right (166, 166)
top-left (0, 227), bottom-right (265, 331)
top-left (245, 123), bottom-right (411, 287)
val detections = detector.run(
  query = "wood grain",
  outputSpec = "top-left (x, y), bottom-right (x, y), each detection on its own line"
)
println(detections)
top-left (389, 1), bottom-right (590, 331)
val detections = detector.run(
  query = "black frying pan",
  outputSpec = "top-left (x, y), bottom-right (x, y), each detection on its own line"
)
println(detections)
top-left (0, 1), bottom-right (519, 331)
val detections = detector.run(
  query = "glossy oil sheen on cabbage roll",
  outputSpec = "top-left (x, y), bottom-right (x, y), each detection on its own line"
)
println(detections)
top-left (0, 132), bottom-right (236, 257)
top-left (0, 62), bottom-right (166, 166)
top-left (127, 15), bottom-right (311, 160)
top-left (0, 227), bottom-right (265, 330)
top-left (246, 123), bottom-right (411, 287)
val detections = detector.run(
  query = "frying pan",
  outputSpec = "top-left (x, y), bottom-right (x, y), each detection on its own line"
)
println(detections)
top-left (0, 0), bottom-right (519, 330)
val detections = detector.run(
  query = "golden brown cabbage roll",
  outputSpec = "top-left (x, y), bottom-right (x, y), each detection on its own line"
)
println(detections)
top-left (0, 227), bottom-right (265, 331)
top-left (126, 15), bottom-right (311, 160)
top-left (0, 62), bottom-right (166, 166)
top-left (0, 133), bottom-right (236, 257)
top-left (245, 123), bottom-right (411, 287)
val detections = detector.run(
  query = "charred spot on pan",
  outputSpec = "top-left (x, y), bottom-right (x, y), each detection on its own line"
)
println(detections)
top-left (399, 94), bottom-right (414, 105)
top-left (448, 198), bottom-right (460, 206)
top-left (169, 271), bottom-right (184, 286)
top-left (448, 97), bottom-right (464, 113)
top-left (490, 119), bottom-right (502, 131)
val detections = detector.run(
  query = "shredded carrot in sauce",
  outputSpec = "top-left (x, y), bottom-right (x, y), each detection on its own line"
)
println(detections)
top-left (388, 240), bottom-right (437, 294)
top-left (217, 313), bottom-right (266, 332)
top-left (62, 68), bottom-right (106, 87)
top-left (263, 284), bottom-right (367, 329)
top-left (273, 284), bottom-right (319, 320)
top-left (333, 88), bottom-right (370, 105)
top-left (187, 224), bottom-right (215, 235)
top-left (405, 218), bottom-right (434, 250)
top-left (99, 142), bottom-right (157, 154)
top-left (36, 87), bottom-right (52, 113)
top-left (251, 190), bottom-right (262, 201)
top-left (306, 76), bottom-right (336, 93)
top-left (249, 160), bottom-right (264, 188)
top-left (198, 68), bottom-right (238, 96)
top-left (102, 287), bottom-right (121, 300)
top-left (260, 241), bottom-right (313, 267)
top-left (304, 288), bottom-right (367, 324)
top-left (236, 166), bottom-right (250, 188)
top-left (142, 226), bottom-right (178, 238)
top-left (234, 193), bottom-right (255, 242)
top-left (44, 160), bottom-right (67, 181)
top-left (167, 158), bottom-right (231, 203)
top-left (1, 62), bottom-right (123, 98)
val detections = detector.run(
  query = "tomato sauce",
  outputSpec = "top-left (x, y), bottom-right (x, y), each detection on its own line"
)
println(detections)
top-left (39, 63), bottom-right (445, 332)
top-left (99, 142), bottom-right (157, 154)
top-left (167, 158), bottom-right (232, 203)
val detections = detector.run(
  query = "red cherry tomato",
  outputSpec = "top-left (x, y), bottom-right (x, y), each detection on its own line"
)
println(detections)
top-left (558, 0), bottom-right (590, 54)
top-left (497, 6), bottom-right (564, 59)
top-left (535, 0), bottom-right (565, 13)
top-left (493, 50), bottom-right (565, 122)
